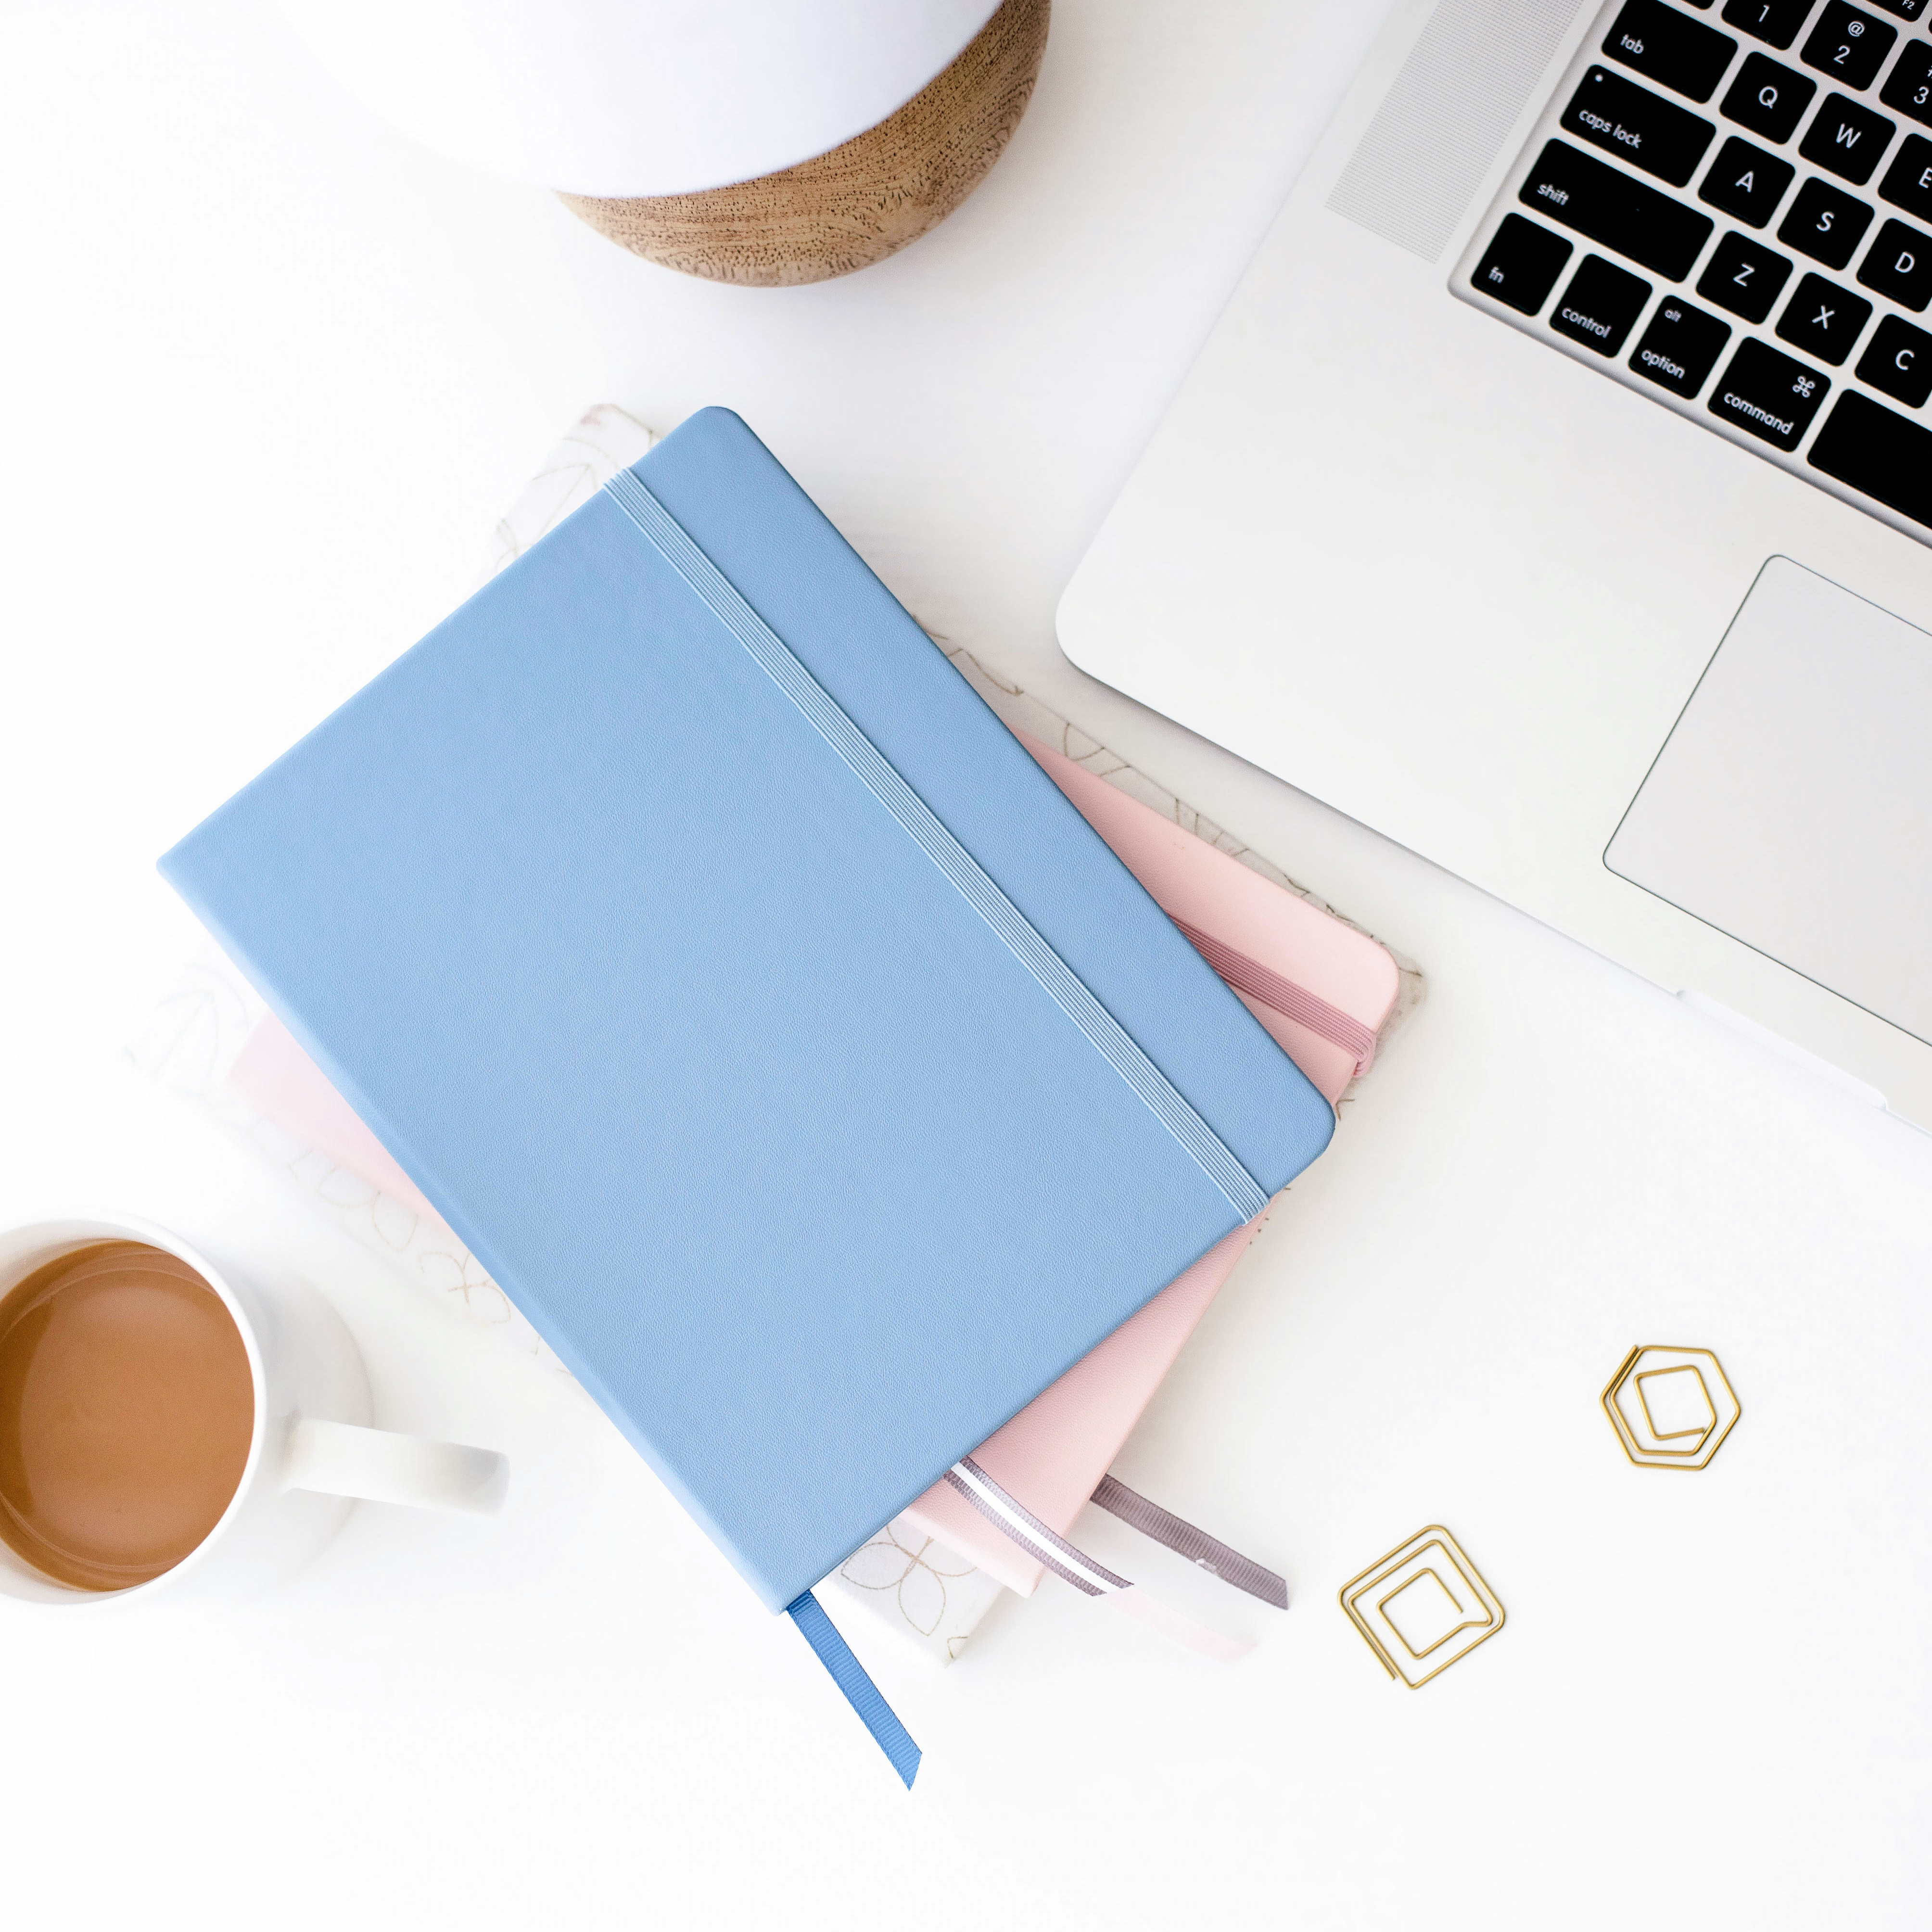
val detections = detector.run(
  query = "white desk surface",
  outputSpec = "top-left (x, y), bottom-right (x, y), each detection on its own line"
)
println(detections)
top-left (4, 3), bottom-right (1930, 1926)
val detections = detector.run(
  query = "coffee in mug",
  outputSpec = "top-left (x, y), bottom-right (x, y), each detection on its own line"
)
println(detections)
top-left (0, 1214), bottom-right (507, 1605)
top-left (0, 1241), bottom-right (257, 1589)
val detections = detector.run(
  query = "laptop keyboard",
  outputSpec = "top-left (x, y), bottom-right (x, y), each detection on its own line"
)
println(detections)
top-left (1456, 0), bottom-right (1932, 540)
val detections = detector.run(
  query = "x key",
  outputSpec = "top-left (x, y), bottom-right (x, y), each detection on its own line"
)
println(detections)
top-left (1774, 268), bottom-right (1874, 362)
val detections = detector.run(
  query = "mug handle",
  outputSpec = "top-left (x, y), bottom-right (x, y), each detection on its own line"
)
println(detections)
top-left (282, 1418), bottom-right (507, 1515)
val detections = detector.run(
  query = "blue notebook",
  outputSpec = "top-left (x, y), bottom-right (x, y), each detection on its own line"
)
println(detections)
top-left (160, 408), bottom-right (1333, 1618)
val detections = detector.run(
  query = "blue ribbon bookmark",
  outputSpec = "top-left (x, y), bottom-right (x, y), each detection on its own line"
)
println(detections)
top-left (785, 1590), bottom-right (921, 1789)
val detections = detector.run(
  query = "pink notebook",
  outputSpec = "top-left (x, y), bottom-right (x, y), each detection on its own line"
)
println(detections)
top-left (229, 727), bottom-right (1398, 1597)
top-left (896, 736), bottom-right (1398, 1591)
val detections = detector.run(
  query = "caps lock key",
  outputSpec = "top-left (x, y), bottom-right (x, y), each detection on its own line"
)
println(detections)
top-left (1562, 66), bottom-right (1717, 184)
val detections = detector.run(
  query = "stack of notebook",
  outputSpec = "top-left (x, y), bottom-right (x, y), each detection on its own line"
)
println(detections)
top-left (216, 718), bottom-right (1405, 1659)
top-left (156, 408), bottom-right (1373, 1781)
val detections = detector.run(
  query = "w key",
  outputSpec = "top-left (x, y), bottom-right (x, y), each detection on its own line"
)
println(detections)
top-left (1800, 93), bottom-right (1897, 184)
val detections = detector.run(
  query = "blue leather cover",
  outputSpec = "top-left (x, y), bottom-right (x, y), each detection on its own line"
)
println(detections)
top-left (159, 409), bottom-right (1334, 1609)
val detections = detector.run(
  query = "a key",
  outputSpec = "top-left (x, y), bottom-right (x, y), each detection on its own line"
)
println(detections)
top-left (1710, 337), bottom-right (1831, 446)
top-left (1777, 174), bottom-right (1876, 265)
top-left (1798, 93), bottom-right (1897, 183)
top-left (1856, 313), bottom-right (1932, 402)
top-left (1517, 141), bottom-right (1716, 278)
top-left (1880, 133), bottom-right (1932, 219)
top-left (1801, 2), bottom-right (1898, 89)
top-left (1552, 254), bottom-right (1655, 352)
top-left (1603, 0), bottom-right (1740, 101)
top-left (1470, 214), bottom-right (1575, 313)
top-left (1866, 0), bottom-right (1927, 18)
top-left (1700, 135), bottom-right (1798, 222)
top-left (1628, 295), bottom-right (1735, 392)
top-left (1698, 229), bottom-right (1797, 317)
top-left (1722, 0), bottom-right (1822, 47)
top-left (1774, 269), bottom-right (1875, 361)
top-left (1722, 52), bottom-right (1818, 141)
top-left (1562, 66), bottom-right (1717, 184)
top-left (1857, 215), bottom-right (1932, 307)
top-left (1880, 39), bottom-right (1932, 127)
top-left (1809, 390), bottom-right (1932, 521)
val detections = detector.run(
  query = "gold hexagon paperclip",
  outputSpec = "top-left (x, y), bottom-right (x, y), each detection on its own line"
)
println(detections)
top-left (1339, 1526), bottom-right (1504, 1687)
top-left (1602, 1346), bottom-right (1740, 1470)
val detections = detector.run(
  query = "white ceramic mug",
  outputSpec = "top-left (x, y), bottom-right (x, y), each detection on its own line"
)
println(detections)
top-left (0, 1212), bottom-right (507, 1607)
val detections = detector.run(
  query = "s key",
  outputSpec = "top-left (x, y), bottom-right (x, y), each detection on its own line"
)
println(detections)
top-left (1778, 175), bottom-right (1876, 266)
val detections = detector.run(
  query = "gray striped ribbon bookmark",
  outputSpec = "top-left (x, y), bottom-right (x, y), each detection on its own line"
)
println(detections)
top-left (942, 1456), bottom-right (1287, 1639)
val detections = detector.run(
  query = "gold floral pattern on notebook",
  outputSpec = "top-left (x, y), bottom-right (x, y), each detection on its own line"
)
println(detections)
top-left (839, 1526), bottom-right (1004, 1660)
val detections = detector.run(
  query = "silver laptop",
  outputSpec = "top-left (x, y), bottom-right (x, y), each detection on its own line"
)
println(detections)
top-left (1058, 0), bottom-right (1932, 1127)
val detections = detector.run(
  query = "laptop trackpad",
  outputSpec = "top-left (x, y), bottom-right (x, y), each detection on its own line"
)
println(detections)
top-left (1605, 558), bottom-right (1932, 1046)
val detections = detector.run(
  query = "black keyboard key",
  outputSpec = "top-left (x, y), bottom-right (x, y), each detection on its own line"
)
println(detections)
top-left (1603, 0), bottom-right (1739, 100)
top-left (1810, 389), bottom-right (1932, 520)
top-left (1722, 52), bottom-right (1818, 140)
top-left (1722, 0), bottom-right (1819, 47)
top-left (1857, 215), bottom-right (1932, 305)
top-left (1880, 39), bottom-right (1932, 125)
top-left (1698, 229), bottom-right (1797, 315)
top-left (1856, 312), bottom-right (1932, 401)
top-left (1472, 214), bottom-right (1575, 312)
top-left (1629, 295), bottom-right (1734, 390)
top-left (1710, 337), bottom-right (1831, 444)
top-left (1562, 66), bottom-right (1718, 183)
top-left (1880, 132), bottom-right (1932, 217)
top-left (1868, 0), bottom-right (1927, 18)
top-left (1519, 141), bottom-right (1716, 277)
top-left (1778, 174), bottom-right (1876, 263)
top-left (1801, 2), bottom-right (1897, 88)
top-left (1775, 269), bottom-right (1874, 359)
top-left (1799, 93), bottom-right (1896, 182)
top-left (1552, 254), bottom-right (1655, 351)
top-left (1700, 135), bottom-right (1797, 221)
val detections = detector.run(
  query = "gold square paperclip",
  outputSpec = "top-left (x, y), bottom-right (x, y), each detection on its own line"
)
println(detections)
top-left (1339, 1526), bottom-right (1504, 1687)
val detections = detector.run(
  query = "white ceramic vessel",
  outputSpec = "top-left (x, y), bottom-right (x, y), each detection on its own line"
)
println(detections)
top-left (0, 1212), bottom-right (505, 1609)
top-left (273, 0), bottom-right (1004, 195)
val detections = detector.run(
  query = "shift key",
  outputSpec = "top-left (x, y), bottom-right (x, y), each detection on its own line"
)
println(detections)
top-left (1519, 140), bottom-right (1716, 279)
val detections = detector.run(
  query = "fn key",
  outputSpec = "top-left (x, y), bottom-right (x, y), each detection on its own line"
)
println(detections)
top-left (1472, 215), bottom-right (1574, 314)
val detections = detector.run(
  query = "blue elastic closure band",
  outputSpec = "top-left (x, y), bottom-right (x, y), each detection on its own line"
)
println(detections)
top-left (604, 469), bottom-right (1269, 1224)
top-left (786, 1590), bottom-right (921, 1790)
